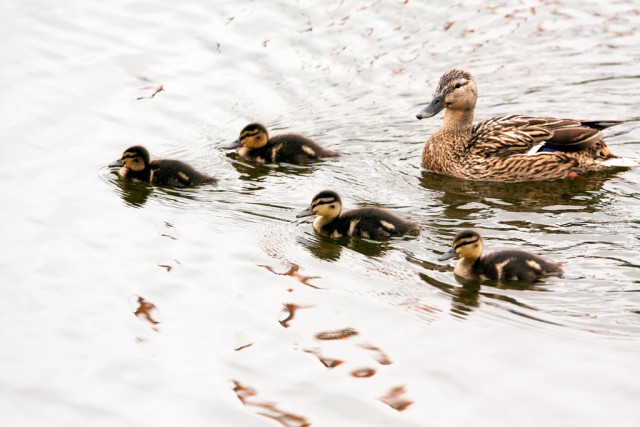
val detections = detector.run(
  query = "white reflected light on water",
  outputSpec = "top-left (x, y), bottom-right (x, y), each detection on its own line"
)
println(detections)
top-left (1, 0), bottom-right (640, 426)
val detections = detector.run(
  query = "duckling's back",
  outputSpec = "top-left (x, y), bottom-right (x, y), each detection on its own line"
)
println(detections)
top-left (331, 207), bottom-right (419, 239)
top-left (478, 250), bottom-right (562, 281)
top-left (150, 159), bottom-right (217, 186)
top-left (269, 134), bottom-right (338, 164)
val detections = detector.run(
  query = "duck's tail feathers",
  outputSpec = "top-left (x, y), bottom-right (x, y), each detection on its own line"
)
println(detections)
top-left (601, 157), bottom-right (640, 167)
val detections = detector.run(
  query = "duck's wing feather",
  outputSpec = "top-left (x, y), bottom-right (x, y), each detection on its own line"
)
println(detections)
top-left (467, 115), bottom-right (622, 156)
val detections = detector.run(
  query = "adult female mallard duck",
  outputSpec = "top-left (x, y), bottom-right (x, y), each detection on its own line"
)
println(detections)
top-left (416, 69), bottom-right (637, 182)
top-left (230, 123), bottom-right (338, 164)
top-left (296, 190), bottom-right (419, 239)
top-left (109, 146), bottom-right (216, 186)
top-left (439, 229), bottom-right (563, 282)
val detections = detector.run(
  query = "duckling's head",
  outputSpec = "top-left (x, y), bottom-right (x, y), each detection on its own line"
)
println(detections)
top-left (230, 123), bottom-right (269, 150)
top-left (109, 146), bottom-right (150, 171)
top-left (296, 190), bottom-right (342, 220)
top-left (438, 229), bottom-right (483, 262)
top-left (417, 69), bottom-right (477, 119)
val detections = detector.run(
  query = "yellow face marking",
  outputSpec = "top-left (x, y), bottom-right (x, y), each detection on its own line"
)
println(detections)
top-left (301, 145), bottom-right (317, 157)
top-left (454, 236), bottom-right (482, 261)
top-left (379, 220), bottom-right (395, 231)
top-left (122, 154), bottom-right (145, 171)
top-left (240, 129), bottom-right (268, 149)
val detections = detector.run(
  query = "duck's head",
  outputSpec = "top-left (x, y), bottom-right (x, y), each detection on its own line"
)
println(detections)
top-left (417, 69), bottom-right (477, 119)
top-left (439, 229), bottom-right (483, 262)
top-left (229, 123), bottom-right (269, 150)
top-left (297, 190), bottom-right (342, 221)
top-left (109, 146), bottom-right (150, 171)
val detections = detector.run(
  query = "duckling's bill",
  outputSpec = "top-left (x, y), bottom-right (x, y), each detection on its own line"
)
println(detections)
top-left (227, 139), bottom-right (241, 149)
top-left (438, 247), bottom-right (457, 261)
top-left (109, 159), bottom-right (123, 167)
top-left (296, 206), bottom-right (315, 218)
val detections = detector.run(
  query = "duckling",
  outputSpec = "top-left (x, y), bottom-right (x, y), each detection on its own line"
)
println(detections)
top-left (438, 229), bottom-right (563, 281)
top-left (296, 190), bottom-right (419, 239)
top-left (229, 123), bottom-right (338, 164)
top-left (416, 69), bottom-right (638, 182)
top-left (109, 146), bottom-right (216, 186)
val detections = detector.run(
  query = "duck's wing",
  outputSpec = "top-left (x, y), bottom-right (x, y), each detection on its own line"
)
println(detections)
top-left (467, 115), bottom-right (621, 156)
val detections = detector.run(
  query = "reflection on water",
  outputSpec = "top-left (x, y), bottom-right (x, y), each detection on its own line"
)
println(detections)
top-left (296, 232), bottom-right (395, 261)
top-left (112, 177), bottom-right (153, 207)
top-left (227, 152), bottom-right (317, 181)
top-left (419, 169), bottom-right (620, 215)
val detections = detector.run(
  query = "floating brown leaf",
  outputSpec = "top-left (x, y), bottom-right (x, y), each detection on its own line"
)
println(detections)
top-left (360, 343), bottom-right (392, 365)
top-left (260, 264), bottom-right (321, 289)
top-left (351, 368), bottom-right (376, 378)
top-left (231, 380), bottom-right (311, 427)
top-left (279, 303), bottom-right (314, 328)
top-left (380, 385), bottom-right (413, 411)
top-left (136, 85), bottom-right (164, 100)
top-left (134, 296), bottom-right (159, 330)
top-left (315, 327), bottom-right (359, 341)
top-left (304, 348), bottom-right (344, 368)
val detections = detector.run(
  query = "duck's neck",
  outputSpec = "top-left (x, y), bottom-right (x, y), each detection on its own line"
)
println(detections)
top-left (441, 108), bottom-right (474, 135)
top-left (453, 257), bottom-right (479, 280)
top-left (423, 108), bottom-right (475, 173)
top-left (313, 216), bottom-right (334, 232)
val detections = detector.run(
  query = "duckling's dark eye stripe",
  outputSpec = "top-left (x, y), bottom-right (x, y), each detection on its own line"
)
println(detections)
top-left (454, 237), bottom-right (479, 249)
top-left (312, 197), bottom-right (336, 207)
top-left (241, 131), bottom-right (260, 139)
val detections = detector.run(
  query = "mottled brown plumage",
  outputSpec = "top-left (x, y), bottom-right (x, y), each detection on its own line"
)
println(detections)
top-left (230, 123), bottom-right (338, 164)
top-left (439, 229), bottom-right (563, 282)
top-left (416, 69), bottom-right (635, 182)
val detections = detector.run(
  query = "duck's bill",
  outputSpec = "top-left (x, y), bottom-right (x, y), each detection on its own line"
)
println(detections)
top-left (227, 139), bottom-right (241, 149)
top-left (438, 247), bottom-right (457, 261)
top-left (296, 206), bottom-right (315, 218)
top-left (108, 159), bottom-right (123, 167)
top-left (416, 94), bottom-right (444, 119)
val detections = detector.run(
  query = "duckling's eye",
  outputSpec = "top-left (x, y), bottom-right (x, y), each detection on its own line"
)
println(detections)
top-left (454, 83), bottom-right (462, 89)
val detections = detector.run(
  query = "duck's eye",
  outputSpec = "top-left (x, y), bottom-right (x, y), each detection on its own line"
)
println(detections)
top-left (455, 83), bottom-right (462, 89)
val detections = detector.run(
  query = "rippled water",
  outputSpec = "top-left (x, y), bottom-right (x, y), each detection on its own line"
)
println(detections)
top-left (2, 0), bottom-right (640, 426)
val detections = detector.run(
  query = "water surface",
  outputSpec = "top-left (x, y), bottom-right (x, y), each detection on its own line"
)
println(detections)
top-left (1, 0), bottom-right (640, 426)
